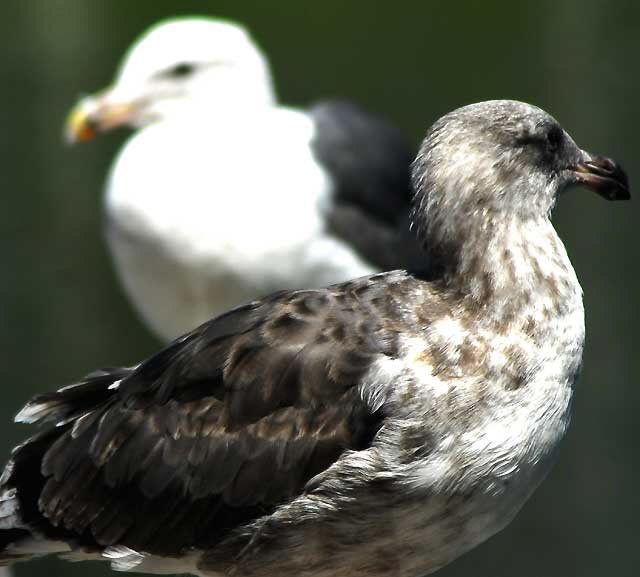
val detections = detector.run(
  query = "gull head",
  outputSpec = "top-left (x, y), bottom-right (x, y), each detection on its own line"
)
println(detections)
top-left (65, 17), bottom-right (275, 143)
top-left (411, 100), bottom-right (629, 252)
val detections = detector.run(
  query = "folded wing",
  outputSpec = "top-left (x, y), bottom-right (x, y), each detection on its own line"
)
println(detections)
top-left (5, 275), bottom-right (405, 556)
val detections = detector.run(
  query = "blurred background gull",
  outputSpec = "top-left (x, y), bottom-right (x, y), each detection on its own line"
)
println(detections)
top-left (0, 1), bottom-right (638, 577)
top-left (62, 16), bottom-right (421, 342)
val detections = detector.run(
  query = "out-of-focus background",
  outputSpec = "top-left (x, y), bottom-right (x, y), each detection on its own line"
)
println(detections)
top-left (0, 1), bottom-right (637, 576)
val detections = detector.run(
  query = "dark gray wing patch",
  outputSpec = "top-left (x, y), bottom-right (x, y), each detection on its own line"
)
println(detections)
top-left (310, 100), bottom-right (425, 270)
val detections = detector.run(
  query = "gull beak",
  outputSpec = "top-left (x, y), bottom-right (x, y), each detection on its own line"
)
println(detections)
top-left (571, 153), bottom-right (630, 201)
top-left (64, 90), bottom-right (140, 144)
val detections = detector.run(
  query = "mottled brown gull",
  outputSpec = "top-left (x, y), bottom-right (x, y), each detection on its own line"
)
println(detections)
top-left (0, 100), bottom-right (629, 576)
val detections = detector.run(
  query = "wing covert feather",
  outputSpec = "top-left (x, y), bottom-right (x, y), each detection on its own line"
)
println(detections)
top-left (13, 274), bottom-right (412, 554)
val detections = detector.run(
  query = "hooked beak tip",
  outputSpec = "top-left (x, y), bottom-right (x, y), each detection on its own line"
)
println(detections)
top-left (571, 153), bottom-right (630, 201)
top-left (64, 98), bottom-right (100, 145)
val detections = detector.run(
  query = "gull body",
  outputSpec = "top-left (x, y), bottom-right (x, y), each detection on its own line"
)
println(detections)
top-left (67, 17), bottom-right (419, 340)
top-left (106, 107), bottom-right (368, 339)
top-left (1, 100), bottom-right (628, 576)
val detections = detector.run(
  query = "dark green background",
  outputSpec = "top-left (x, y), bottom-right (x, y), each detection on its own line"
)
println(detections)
top-left (0, 1), bottom-right (638, 576)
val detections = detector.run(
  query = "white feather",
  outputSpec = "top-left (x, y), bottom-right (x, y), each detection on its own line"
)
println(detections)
top-left (77, 18), bottom-right (376, 340)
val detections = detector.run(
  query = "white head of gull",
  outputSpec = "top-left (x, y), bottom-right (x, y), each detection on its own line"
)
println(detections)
top-left (3, 100), bottom-right (628, 576)
top-left (65, 17), bottom-right (419, 341)
top-left (67, 18), bottom-right (276, 133)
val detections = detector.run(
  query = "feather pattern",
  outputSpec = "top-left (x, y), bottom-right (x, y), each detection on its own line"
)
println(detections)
top-left (0, 100), bottom-right (627, 576)
top-left (5, 273), bottom-right (413, 557)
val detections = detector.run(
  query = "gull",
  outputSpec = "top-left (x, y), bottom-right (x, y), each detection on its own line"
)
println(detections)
top-left (65, 17), bottom-right (421, 341)
top-left (0, 100), bottom-right (629, 576)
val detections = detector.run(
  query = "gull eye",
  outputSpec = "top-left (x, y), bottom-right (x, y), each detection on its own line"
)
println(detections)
top-left (164, 62), bottom-right (197, 79)
top-left (545, 126), bottom-right (563, 153)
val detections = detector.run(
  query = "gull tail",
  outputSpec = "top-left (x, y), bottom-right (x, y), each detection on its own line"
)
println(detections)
top-left (0, 368), bottom-right (130, 566)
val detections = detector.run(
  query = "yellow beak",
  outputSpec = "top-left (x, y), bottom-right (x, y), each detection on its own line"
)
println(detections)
top-left (64, 92), bottom-right (139, 144)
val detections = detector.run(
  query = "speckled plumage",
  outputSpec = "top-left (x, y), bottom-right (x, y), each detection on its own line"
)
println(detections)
top-left (0, 100), bottom-right (629, 576)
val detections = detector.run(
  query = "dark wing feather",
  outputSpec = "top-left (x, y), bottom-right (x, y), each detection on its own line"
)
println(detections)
top-left (309, 100), bottom-right (425, 270)
top-left (5, 274), bottom-right (408, 556)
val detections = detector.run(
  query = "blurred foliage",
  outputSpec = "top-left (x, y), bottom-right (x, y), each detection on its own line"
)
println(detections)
top-left (0, 1), bottom-right (638, 576)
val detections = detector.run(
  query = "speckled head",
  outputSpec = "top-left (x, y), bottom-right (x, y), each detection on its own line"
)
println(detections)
top-left (411, 100), bottom-right (630, 270)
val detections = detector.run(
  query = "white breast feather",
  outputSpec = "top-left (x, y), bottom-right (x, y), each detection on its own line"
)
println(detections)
top-left (105, 107), bottom-right (374, 339)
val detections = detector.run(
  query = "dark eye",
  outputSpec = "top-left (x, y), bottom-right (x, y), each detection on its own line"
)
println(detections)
top-left (545, 126), bottom-right (563, 152)
top-left (164, 62), bottom-right (197, 79)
